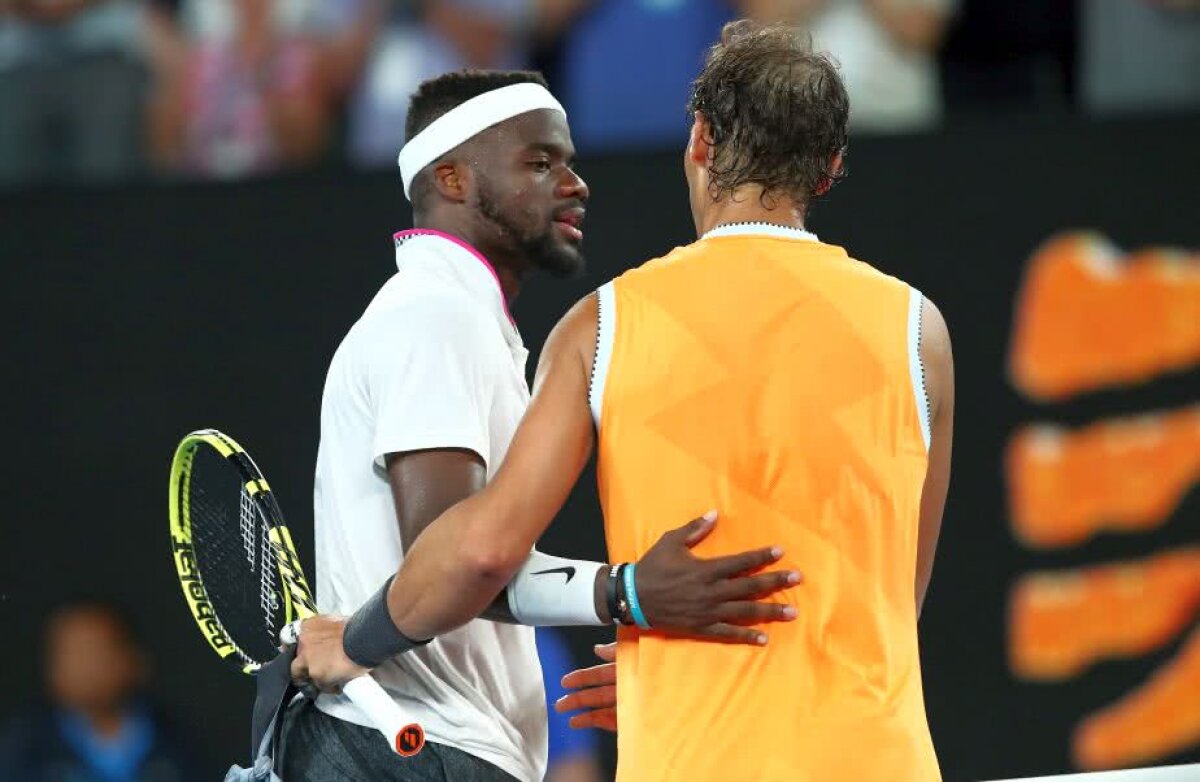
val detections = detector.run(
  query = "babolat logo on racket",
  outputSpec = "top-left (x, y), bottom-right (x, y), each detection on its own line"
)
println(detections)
top-left (171, 534), bottom-right (235, 653)
top-left (396, 724), bottom-right (425, 757)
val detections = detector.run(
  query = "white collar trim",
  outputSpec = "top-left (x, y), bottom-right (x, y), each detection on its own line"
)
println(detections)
top-left (702, 222), bottom-right (819, 242)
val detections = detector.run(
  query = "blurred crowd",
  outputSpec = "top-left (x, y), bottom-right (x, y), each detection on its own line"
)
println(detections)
top-left (0, 602), bottom-right (200, 782)
top-left (0, 0), bottom-right (1197, 188)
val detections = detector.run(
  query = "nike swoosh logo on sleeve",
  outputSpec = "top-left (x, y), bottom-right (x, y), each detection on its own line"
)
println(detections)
top-left (531, 566), bottom-right (576, 583)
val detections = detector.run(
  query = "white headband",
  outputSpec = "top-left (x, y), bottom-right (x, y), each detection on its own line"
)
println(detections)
top-left (397, 82), bottom-right (566, 200)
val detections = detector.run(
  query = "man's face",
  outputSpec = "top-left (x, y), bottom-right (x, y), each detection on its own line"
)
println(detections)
top-left (471, 109), bottom-right (589, 277)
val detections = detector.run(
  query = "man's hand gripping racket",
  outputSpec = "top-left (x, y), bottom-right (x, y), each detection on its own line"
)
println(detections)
top-left (168, 428), bottom-right (425, 757)
top-left (280, 616), bottom-right (427, 757)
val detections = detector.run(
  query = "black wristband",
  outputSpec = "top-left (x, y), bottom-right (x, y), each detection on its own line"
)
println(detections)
top-left (605, 564), bottom-right (622, 626)
top-left (342, 576), bottom-right (430, 668)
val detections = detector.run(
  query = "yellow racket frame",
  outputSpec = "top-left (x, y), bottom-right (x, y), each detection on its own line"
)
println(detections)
top-left (168, 428), bottom-right (316, 674)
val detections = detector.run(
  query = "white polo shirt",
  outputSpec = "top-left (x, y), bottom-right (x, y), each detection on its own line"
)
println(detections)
top-left (312, 230), bottom-right (546, 782)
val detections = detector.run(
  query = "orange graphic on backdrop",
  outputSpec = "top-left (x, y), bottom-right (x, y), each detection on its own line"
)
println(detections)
top-left (1074, 628), bottom-right (1200, 771)
top-left (1009, 549), bottom-right (1200, 680)
top-left (1008, 232), bottom-right (1200, 401)
top-left (1006, 232), bottom-right (1199, 771)
top-left (1007, 408), bottom-right (1200, 548)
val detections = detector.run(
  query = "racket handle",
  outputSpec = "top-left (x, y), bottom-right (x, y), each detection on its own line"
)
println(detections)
top-left (342, 675), bottom-right (426, 757)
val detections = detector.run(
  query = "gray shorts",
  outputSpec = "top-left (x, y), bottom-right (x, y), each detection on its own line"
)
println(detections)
top-left (278, 697), bottom-right (519, 781)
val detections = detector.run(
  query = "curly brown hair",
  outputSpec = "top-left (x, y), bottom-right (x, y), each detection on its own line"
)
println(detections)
top-left (688, 21), bottom-right (849, 210)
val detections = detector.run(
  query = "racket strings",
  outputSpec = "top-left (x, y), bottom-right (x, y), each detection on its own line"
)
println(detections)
top-left (187, 446), bottom-right (285, 667)
top-left (240, 488), bottom-right (257, 570)
top-left (257, 500), bottom-right (280, 630)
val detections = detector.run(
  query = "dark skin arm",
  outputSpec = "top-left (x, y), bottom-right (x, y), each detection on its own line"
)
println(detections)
top-left (385, 448), bottom-right (519, 623)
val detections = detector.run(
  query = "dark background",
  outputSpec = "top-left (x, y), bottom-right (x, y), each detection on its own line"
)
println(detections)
top-left (2, 111), bottom-right (1197, 781)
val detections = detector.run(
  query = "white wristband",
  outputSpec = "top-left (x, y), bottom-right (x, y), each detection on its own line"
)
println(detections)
top-left (505, 550), bottom-right (606, 626)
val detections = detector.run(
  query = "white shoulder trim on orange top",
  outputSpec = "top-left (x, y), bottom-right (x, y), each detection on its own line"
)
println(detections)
top-left (907, 285), bottom-right (932, 451)
top-left (589, 282), bottom-right (616, 428)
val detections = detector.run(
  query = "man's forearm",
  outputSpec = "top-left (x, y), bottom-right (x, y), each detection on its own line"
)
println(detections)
top-left (386, 519), bottom-right (613, 638)
top-left (386, 492), bottom-right (526, 641)
top-left (387, 451), bottom-right (610, 629)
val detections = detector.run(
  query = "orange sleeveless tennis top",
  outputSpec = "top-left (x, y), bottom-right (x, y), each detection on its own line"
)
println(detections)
top-left (590, 224), bottom-right (940, 781)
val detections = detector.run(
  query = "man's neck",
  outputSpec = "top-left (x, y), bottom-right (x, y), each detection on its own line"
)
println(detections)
top-left (413, 212), bottom-right (524, 305)
top-left (695, 187), bottom-right (806, 237)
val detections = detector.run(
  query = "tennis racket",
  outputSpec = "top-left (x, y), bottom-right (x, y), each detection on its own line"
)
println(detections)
top-left (168, 428), bottom-right (426, 757)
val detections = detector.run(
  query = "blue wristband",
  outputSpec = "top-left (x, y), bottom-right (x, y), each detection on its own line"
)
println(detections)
top-left (623, 563), bottom-right (651, 630)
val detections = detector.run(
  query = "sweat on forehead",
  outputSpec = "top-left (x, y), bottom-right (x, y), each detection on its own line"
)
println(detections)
top-left (474, 110), bottom-right (572, 151)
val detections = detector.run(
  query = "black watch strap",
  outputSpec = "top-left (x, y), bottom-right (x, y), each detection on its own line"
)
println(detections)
top-left (608, 563), bottom-right (634, 626)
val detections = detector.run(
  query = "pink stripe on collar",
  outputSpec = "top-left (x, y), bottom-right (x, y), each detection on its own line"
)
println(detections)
top-left (393, 228), bottom-right (514, 323)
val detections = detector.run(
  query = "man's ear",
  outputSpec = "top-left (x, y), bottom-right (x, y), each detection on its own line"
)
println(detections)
top-left (431, 161), bottom-right (469, 203)
top-left (686, 112), bottom-right (711, 166)
top-left (814, 151), bottom-right (845, 197)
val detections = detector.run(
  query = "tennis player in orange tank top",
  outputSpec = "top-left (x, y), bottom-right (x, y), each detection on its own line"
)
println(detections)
top-left (594, 228), bottom-right (943, 780)
top-left (294, 20), bottom-right (954, 782)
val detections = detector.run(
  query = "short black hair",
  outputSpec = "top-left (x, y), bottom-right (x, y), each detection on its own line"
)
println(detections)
top-left (404, 70), bottom-right (551, 210)
top-left (689, 21), bottom-right (849, 211)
